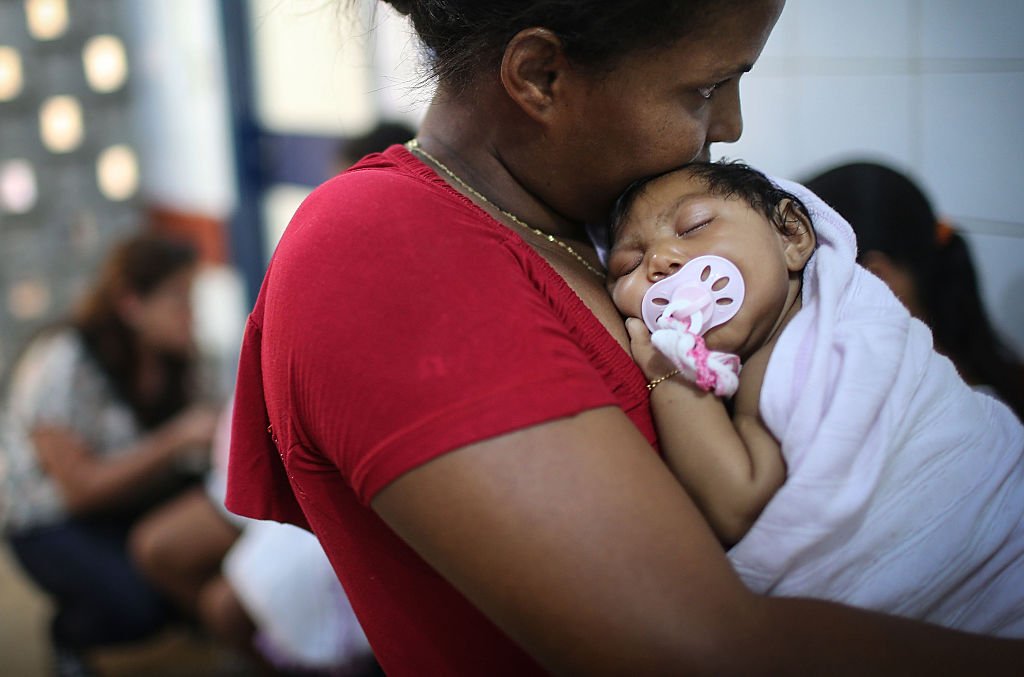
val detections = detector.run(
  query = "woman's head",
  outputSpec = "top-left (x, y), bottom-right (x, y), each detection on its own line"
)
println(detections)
top-left (383, 1), bottom-right (774, 93)
top-left (804, 161), bottom-right (1024, 416)
top-left (72, 233), bottom-right (199, 427)
top-left (385, 0), bottom-right (785, 222)
top-left (803, 162), bottom-right (936, 316)
top-left (76, 233), bottom-right (199, 356)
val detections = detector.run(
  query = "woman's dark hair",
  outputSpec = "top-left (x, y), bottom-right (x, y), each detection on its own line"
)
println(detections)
top-left (377, 0), bottom-right (744, 92)
top-left (611, 160), bottom-right (811, 240)
top-left (804, 161), bottom-right (1024, 418)
top-left (71, 233), bottom-right (200, 429)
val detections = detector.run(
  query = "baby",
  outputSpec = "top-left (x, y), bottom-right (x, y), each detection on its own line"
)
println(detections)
top-left (607, 161), bottom-right (1024, 637)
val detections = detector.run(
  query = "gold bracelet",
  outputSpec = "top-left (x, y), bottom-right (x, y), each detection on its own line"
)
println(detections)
top-left (646, 368), bottom-right (681, 392)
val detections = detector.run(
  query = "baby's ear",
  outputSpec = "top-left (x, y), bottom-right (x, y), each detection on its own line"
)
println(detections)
top-left (777, 199), bottom-right (816, 272)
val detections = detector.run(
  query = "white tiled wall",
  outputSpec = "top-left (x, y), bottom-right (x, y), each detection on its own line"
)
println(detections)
top-left (727, 0), bottom-right (1024, 354)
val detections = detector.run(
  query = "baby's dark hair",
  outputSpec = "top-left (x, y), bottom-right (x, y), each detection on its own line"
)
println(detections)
top-left (612, 161), bottom-right (811, 239)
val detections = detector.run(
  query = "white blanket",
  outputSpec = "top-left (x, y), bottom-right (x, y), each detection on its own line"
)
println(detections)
top-left (726, 178), bottom-right (1024, 637)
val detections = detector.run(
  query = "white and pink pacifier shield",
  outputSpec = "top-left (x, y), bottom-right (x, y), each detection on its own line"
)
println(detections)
top-left (641, 255), bottom-right (745, 335)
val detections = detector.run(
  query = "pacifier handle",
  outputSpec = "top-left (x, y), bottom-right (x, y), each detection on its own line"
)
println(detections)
top-left (641, 255), bottom-right (746, 335)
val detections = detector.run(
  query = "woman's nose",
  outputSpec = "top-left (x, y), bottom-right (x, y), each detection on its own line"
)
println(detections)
top-left (706, 82), bottom-right (743, 144)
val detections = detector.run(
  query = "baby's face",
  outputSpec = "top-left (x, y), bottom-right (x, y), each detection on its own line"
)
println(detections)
top-left (608, 169), bottom-right (797, 357)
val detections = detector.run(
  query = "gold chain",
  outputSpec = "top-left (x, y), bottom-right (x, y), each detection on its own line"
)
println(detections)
top-left (406, 139), bottom-right (605, 279)
top-left (646, 368), bottom-right (681, 392)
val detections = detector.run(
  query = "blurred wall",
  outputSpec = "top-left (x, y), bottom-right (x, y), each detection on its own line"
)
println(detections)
top-left (0, 0), bottom-right (142, 376)
top-left (125, 0), bottom-right (235, 218)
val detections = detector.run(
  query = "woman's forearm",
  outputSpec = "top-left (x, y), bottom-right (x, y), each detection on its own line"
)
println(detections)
top-left (373, 407), bottom-right (1024, 675)
top-left (745, 594), bottom-right (1024, 677)
top-left (32, 412), bottom-right (210, 514)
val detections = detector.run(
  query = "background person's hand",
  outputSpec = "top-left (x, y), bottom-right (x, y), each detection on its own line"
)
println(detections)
top-left (166, 404), bottom-right (220, 453)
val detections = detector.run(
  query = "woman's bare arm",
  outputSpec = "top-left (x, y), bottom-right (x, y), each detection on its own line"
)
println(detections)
top-left (373, 406), bottom-right (1024, 675)
top-left (32, 404), bottom-right (219, 514)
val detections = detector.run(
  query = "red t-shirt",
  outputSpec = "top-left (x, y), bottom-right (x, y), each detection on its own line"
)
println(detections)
top-left (226, 146), bottom-right (657, 675)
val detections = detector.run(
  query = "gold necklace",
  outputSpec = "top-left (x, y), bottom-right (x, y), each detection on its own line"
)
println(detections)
top-left (406, 139), bottom-right (605, 279)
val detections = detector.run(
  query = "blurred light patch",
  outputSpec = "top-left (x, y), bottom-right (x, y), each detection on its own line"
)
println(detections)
top-left (0, 46), bottom-right (23, 101)
top-left (7, 278), bottom-right (51, 320)
top-left (83, 34), bottom-right (128, 93)
top-left (25, 0), bottom-right (69, 41)
top-left (39, 95), bottom-right (83, 153)
top-left (96, 144), bottom-right (138, 200)
top-left (0, 159), bottom-right (38, 213)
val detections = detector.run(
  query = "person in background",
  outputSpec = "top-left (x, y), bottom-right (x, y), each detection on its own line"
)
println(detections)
top-left (0, 233), bottom-right (220, 676)
top-left (803, 161), bottom-right (1024, 419)
top-left (226, 0), bottom-right (1024, 674)
top-left (127, 121), bottom-right (413, 676)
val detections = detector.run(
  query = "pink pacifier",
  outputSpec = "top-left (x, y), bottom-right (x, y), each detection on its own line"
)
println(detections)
top-left (641, 255), bottom-right (745, 335)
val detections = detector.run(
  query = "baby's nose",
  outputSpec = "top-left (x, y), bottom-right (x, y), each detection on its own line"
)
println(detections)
top-left (649, 252), bottom-right (684, 280)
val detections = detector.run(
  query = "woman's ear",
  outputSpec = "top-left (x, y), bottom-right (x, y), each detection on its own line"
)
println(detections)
top-left (499, 27), bottom-right (572, 124)
top-left (778, 199), bottom-right (816, 272)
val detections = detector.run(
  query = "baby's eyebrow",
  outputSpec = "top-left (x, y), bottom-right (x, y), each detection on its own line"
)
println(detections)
top-left (658, 193), bottom-right (704, 222)
top-left (609, 218), bottom-right (625, 241)
top-left (610, 229), bottom-right (642, 250)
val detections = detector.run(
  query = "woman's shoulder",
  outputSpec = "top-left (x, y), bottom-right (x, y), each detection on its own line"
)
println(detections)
top-left (269, 147), bottom-right (524, 296)
top-left (4, 327), bottom-right (98, 427)
top-left (11, 327), bottom-right (86, 387)
top-left (291, 146), bottom-right (486, 240)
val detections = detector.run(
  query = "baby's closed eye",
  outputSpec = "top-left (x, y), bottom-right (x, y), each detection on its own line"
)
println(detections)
top-left (608, 250), bottom-right (643, 279)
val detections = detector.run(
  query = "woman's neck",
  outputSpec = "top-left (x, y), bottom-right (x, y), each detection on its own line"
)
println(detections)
top-left (416, 97), bottom-right (592, 245)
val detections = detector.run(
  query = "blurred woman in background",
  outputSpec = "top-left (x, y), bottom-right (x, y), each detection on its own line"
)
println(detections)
top-left (0, 233), bottom-right (220, 676)
top-left (804, 161), bottom-right (1024, 419)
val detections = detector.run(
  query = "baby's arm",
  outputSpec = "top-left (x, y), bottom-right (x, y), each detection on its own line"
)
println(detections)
top-left (627, 319), bottom-right (785, 547)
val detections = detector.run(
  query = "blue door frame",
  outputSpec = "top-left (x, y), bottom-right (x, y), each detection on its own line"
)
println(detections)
top-left (219, 0), bottom-right (343, 304)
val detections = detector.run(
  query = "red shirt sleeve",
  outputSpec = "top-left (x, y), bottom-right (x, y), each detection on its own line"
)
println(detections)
top-left (225, 297), bottom-right (310, 528)
top-left (229, 148), bottom-right (651, 514)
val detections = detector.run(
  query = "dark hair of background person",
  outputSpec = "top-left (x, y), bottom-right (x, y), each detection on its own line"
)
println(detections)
top-left (71, 233), bottom-right (200, 429)
top-left (803, 162), bottom-right (1024, 419)
top-left (338, 120), bottom-right (416, 169)
top-left (374, 0), bottom-right (746, 93)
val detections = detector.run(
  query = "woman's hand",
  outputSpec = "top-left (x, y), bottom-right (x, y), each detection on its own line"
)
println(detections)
top-left (164, 404), bottom-right (220, 454)
top-left (32, 403), bottom-right (220, 515)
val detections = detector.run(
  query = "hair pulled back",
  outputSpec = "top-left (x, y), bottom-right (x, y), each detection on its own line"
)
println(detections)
top-left (804, 162), bottom-right (1024, 418)
top-left (379, 0), bottom-right (738, 92)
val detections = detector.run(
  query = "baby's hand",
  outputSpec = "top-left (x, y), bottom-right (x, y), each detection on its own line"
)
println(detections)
top-left (625, 317), bottom-right (677, 381)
